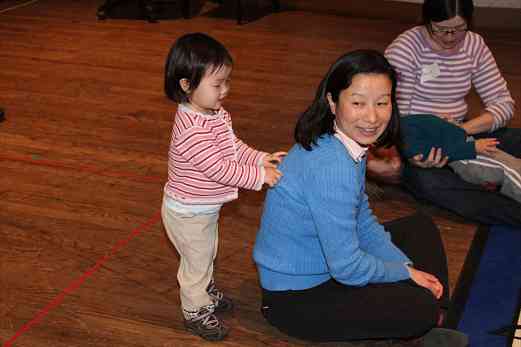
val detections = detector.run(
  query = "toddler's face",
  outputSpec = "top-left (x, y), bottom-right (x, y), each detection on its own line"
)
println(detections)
top-left (187, 65), bottom-right (232, 114)
top-left (327, 73), bottom-right (392, 146)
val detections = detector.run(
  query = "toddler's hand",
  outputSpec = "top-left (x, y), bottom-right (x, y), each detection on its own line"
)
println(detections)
top-left (264, 167), bottom-right (282, 187)
top-left (475, 138), bottom-right (499, 156)
top-left (263, 151), bottom-right (287, 168)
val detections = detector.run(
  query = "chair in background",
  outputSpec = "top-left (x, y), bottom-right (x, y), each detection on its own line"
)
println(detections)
top-left (96, 0), bottom-right (281, 24)
top-left (96, 0), bottom-right (190, 23)
top-left (235, 0), bottom-right (280, 24)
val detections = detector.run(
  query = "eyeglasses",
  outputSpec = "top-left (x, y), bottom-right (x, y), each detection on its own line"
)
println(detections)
top-left (430, 24), bottom-right (468, 36)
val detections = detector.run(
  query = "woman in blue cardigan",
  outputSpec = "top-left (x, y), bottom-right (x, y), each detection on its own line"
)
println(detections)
top-left (253, 50), bottom-right (467, 345)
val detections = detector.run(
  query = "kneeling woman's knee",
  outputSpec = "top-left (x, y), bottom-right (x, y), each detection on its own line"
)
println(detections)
top-left (406, 289), bottom-right (439, 337)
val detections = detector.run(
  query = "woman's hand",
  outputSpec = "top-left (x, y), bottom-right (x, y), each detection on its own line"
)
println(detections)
top-left (264, 167), bottom-right (282, 187)
top-left (475, 138), bottom-right (499, 156)
top-left (408, 267), bottom-right (443, 299)
top-left (263, 151), bottom-right (287, 168)
top-left (409, 147), bottom-right (449, 168)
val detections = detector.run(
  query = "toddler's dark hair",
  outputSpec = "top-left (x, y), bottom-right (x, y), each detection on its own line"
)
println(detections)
top-left (164, 32), bottom-right (233, 103)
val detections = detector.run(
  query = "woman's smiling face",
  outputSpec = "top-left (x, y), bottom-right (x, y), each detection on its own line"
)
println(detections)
top-left (327, 73), bottom-right (392, 146)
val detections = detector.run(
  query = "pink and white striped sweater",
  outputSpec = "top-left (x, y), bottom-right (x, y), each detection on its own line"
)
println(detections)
top-left (385, 26), bottom-right (515, 132)
top-left (164, 104), bottom-right (267, 204)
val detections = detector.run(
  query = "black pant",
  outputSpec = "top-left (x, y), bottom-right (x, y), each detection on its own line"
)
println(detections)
top-left (260, 213), bottom-right (448, 342)
top-left (402, 127), bottom-right (521, 227)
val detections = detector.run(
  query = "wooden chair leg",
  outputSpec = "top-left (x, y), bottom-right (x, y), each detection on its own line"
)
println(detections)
top-left (96, 0), bottom-right (118, 20)
top-left (272, 0), bottom-right (280, 12)
top-left (236, 0), bottom-right (278, 25)
top-left (182, 0), bottom-right (190, 18)
top-left (236, 0), bottom-right (243, 25)
top-left (140, 0), bottom-right (158, 23)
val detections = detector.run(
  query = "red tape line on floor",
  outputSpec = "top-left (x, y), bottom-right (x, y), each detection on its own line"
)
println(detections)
top-left (3, 211), bottom-right (162, 347)
top-left (2, 153), bottom-right (164, 346)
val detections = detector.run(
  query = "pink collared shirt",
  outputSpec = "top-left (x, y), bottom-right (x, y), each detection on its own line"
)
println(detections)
top-left (333, 123), bottom-right (368, 163)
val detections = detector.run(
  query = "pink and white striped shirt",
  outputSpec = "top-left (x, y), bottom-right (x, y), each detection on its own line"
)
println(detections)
top-left (385, 26), bottom-right (515, 131)
top-left (164, 104), bottom-right (267, 205)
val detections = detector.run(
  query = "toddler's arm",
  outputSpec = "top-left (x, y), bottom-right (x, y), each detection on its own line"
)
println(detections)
top-left (177, 128), bottom-right (265, 191)
top-left (234, 136), bottom-right (268, 166)
top-left (264, 167), bottom-right (282, 187)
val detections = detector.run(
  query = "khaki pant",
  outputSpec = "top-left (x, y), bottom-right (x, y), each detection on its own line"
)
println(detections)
top-left (161, 197), bottom-right (219, 312)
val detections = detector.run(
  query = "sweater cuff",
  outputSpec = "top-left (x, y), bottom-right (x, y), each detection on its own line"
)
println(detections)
top-left (384, 262), bottom-right (412, 282)
top-left (405, 263), bottom-right (413, 278)
top-left (257, 152), bottom-right (269, 166)
top-left (254, 166), bottom-right (265, 191)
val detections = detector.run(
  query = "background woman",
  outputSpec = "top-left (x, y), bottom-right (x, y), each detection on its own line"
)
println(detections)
top-left (369, 0), bottom-right (521, 226)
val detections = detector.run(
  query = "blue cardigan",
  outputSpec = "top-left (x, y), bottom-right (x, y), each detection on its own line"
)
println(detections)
top-left (253, 135), bottom-right (411, 291)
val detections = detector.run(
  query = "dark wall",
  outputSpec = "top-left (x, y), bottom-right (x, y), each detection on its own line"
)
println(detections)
top-left (283, 0), bottom-right (521, 29)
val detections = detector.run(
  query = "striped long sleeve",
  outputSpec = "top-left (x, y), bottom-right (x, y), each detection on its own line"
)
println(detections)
top-left (164, 105), bottom-right (267, 204)
top-left (175, 127), bottom-right (263, 190)
top-left (235, 136), bottom-right (266, 166)
top-left (385, 26), bottom-right (515, 131)
top-left (471, 38), bottom-right (515, 130)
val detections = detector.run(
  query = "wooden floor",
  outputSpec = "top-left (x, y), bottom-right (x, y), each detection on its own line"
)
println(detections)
top-left (1, 1), bottom-right (520, 346)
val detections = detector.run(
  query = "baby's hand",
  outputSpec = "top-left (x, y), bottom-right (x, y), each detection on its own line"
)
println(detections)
top-left (475, 138), bottom-right (499, 155)
top-left (263, 151), bottom-right (288, 168)
top-left (264, 167), bottom-right (282, 187)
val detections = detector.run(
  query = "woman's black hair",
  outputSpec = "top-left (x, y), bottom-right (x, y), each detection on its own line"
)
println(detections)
top-left (294, 49), bottom-right (400, 151)
top-left (422, 0), bottom-right (474, 27)
top-left (164, 32), bottom-right (233, 103)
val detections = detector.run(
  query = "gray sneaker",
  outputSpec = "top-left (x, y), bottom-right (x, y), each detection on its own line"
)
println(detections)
top-left (183, 305), bottom-right (229, 341)
top-left (206, 281), bottom-right (234, 313)
top-left (423, 328), bottom-right (469, 347)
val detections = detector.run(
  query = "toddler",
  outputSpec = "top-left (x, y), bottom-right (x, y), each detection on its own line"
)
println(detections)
top-left (161, 32), bottom-right (286, 341)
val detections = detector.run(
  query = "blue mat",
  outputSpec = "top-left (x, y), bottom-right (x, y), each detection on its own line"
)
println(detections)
top-left (449, 225), bottom-right (521, 347)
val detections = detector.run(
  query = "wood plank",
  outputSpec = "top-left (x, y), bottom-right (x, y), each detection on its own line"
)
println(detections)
top-left (1, 1), bottom-right (519, 346)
